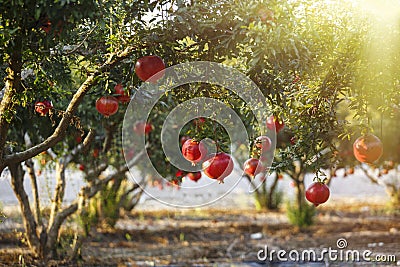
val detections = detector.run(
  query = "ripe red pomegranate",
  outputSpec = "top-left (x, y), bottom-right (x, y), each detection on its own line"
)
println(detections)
top-left (175, 170), bottom-right (186, 178)
top-left (346, 167), bottom-right (354, 175)
top-left (167, 179), bottom-right (180, 189)
top-left (290, 136), bottom-right (297, 145)
top-left (133, 121), bottom-right (153, 135)
top-left (35, 100), bottom-right (53, 116)
top-left (92, 148), bottom-right (99, 158)
top-left (135, 55), bottom-right (165, 83)
top-left (182, 139), bottom-right (207, 164)
top-left (114, 83), bottom-right (130, 104)
top-left (305, 182), bottom-right (330, 207)
top-left (255, 136), bottom-right (272, 151)
top-left (243, 158), bottom-right (265, 177)
top-left (266, 115), bottom-right (284, 133)
top-left (180, 135), bottom-right (191, 146)
top-left (353, 134), bottom-right (383, 164)
top-left (96, 96), bottom-right (119, 117)
top-left (186, 172), bottom-right (202, 182)
top-left (202, 152), bottom-right (234, 182)
top-left (75, 135), bottom-right (82, 143)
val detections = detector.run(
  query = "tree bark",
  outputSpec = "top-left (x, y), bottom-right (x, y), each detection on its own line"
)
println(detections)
top-left (267, 173), bottom-right (280, 210)
top-left (8, 163), bottom-right (41, 257)
top-left (25, 159), bottom-right (42, 225)
top-left (48, 161), bottom-right (67, 235)
top-left (119, 183), bottom-right (142, 212)
top-left (0, 34), bottom-right (23, 170)
top-left (45, 148), bottom-right (145, 259)
top-left (295, 172), bottom-right (305, 211)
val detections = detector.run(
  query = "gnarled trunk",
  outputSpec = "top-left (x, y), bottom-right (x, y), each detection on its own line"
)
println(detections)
top-left (295, 173), bottom-right (305, 212)
top-left (8, 163), bottom-right (42, 258)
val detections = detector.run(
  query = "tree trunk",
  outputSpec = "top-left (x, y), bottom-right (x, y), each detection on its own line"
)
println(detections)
top-left (69, 192), bottom-right (87, 261)
top-left (48, 161), bottom-right (66, 227)
top-left (295, 173), bottom-right (305, 212)
top-left (8, 163), bottom-right (42, 257)
top-left (47, 160), bottom-right (67, 259)
top-left (386, 185), bottom-right (400, 211)
top-left (267, 174), bottom-right (280, 210)
top-left (25, 159), bottom-right (42, 225)
top-left (0, 34), bottom-right (23, 172)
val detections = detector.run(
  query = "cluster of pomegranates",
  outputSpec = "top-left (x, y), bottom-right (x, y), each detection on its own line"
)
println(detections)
top-left (147, 170), bottom-right (202, 190)
top-left (181, 138), bottom-right (233, 183)
top-left (176, 116), bottom-right (283, 184)
top-left (305, 133), bottom-right (384, 207)
top-left (95, 55), bottom-right (165, 117)
top-left (34, 55), bottom-right (165, 118)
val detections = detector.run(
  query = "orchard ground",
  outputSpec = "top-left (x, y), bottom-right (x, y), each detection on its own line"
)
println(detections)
top-left (0, 168), bottom-right (399, 266)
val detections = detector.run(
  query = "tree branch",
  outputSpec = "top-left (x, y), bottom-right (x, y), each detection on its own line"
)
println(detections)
top-left (3, 46), bottom-right (135, 168)
top-left (0, 35), bottom-right (23, 164)
top-left (48, 129), bottom-right (96, 231)
top-left (46, 148), bottom-right (146, 249)
top-left (25, 159), bottom-right (42, 226)
top-left (360, 165), bottom-right (379, 184)
top-left (9, 163), bottom-right (41, 257)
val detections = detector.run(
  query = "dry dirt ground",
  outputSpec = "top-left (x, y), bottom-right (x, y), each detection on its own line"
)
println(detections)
top-left (0, 203), bottom-right (399, 267)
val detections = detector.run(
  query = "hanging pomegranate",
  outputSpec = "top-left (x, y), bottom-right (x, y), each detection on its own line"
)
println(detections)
top-left (305, 182), bottom-right (330, 207)
top-left (135, 55), bottom-right (165, 83)
top-left (353, 134), bottom-right (383, 164)
top-left (35, 100), bottom-right (53, 116)
top-left (243, 158), bottom-right (265, 177)
top-left (95, 96), bottom-right (119, 117)
top-left (186, 172), bottom-right (202, 182)
top-left (202, 152), bottom-right (234, 182)
top-left (255, 135), bottom-right (272, 151)
top-left (182, 139), bottom-right (208, 164)
top-left (114, 83), bottom-right (130, 104)
top-left (266, 115), bottom-right (284, 133)
top-left (133, 121), bottom-right (153, 135)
